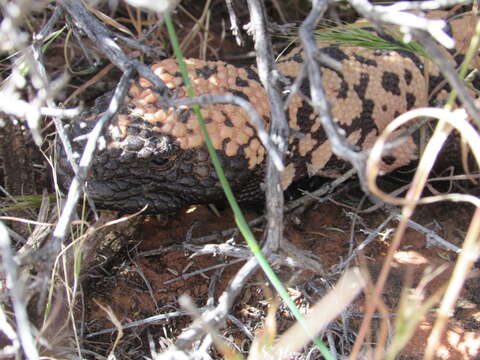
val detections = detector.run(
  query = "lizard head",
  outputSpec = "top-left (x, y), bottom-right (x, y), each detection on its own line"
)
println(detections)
top-left (56, 75), bottom-right (262, 214)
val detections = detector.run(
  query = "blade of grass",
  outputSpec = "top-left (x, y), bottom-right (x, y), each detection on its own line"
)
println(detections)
top-left (315, 25), bottom-right (430, 59)
top-left (164, 13), bottom-right (334, 360)
top-left (0, 194), bottom-right (55, 211)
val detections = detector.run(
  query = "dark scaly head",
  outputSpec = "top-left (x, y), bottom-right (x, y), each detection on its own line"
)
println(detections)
top-left (58, 58), bottom-right (270, 213)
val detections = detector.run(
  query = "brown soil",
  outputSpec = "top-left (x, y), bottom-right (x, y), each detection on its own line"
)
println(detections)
top-left (79, 192), bottom-right (480, 359)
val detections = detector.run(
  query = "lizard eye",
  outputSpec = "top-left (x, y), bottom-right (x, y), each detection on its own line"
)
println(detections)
top-left (151, 154), bottom-right (177, 169)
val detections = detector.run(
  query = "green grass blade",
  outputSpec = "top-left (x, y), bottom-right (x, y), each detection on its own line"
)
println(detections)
top-left (315, 25), bottom-right (429, 59)
top-left (164, 13), bottom-right (334, 360)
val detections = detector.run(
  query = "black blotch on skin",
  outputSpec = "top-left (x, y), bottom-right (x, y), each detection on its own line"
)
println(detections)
top-left (332, 70), bottom-right (349, 99)
top-left (287, 136), bottom-right (300, 156)
top-left (295, 101), bottom-right (316, 134)
top-left (354, 73), bottom-right (370, 98)
top-left (353, 53), bottom-right (377, 67)
top-left (348, 97), bottom-right (376, 146)
top-left (362, 99), bottom-right (375, 121)
top-left (404, 69), bottom-right (413, 85)
top-left (224, 115), bottom-right (234, 127)
top-left (219, 111), bottom-right (231, 124)
top-left (291, 52), bottom-right (304, 64)
top-left (338, 78), bottom-right (349, 99)
top-left (195, 65), bottom-right (218, 79)
top-left (471, 72), bottom-right (480, 92)
top-left (246, 67), bottom-right (260, 81)
top-left (394, 111), bottom-right (401, 118)
top-left (178, 108), bottom-right (191, 123)
top-left (382, 72), bottom-right (401, 96)
top-left (235, 77), bottom-right (249, 87)
top-left (322, 46), bottom-right (349, 62)
top-left (406, 93), bottom-right (416, 110)
top-left (299, 75), bottom-right (312, 99)
top-left (382, 104), bottom-right (388, 111)
top-left (221, 138), bottom-right (231, 153)
top-left (382, 155), bottom-right (396, 165)
top-left (395, 51), bottom-right (424, 76)
top-left (324, 69), bottom-right (349, 99)
top-left (454, 54), bottom-right (466, 67)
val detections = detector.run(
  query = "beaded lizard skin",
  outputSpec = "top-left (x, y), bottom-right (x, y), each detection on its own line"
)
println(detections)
top-left (58, 11), bottom-right (479, 214)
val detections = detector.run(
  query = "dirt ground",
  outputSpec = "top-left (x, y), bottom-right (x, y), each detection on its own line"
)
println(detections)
top-left (78, 182), bottom-right (480, 359)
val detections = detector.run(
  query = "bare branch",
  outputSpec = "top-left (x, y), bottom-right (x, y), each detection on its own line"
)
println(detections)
top-left (247, 0), bottom-right (288, 252)
top-left (350, 0), bottom-right (455, 47)
top-left (300, 0), bottom-right (368, 187)
top-left (59, 0), bottom-right (170, 101)
top-left (46, 68), bottom-right (133, 266)
top-left (0, 222), bottom-right (39, 360)
top-left (224, 0), bottom-right (244, 46)
top-left (174, 257), bottom-right (258, 349)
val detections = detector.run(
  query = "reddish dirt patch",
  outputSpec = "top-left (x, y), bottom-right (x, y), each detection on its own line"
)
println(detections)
top-left (81, 197), bottom-right (480, 359)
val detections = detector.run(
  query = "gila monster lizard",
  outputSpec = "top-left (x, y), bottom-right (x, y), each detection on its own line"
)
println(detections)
top-left (57, 11), bottom-right (479, 214)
